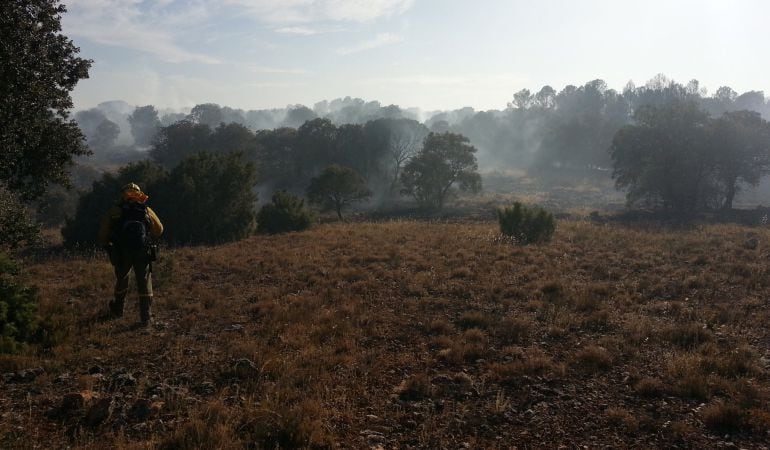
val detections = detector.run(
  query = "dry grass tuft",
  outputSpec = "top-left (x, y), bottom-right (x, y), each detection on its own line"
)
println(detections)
top-left (633, 377), bottom-right (666, 398)
top-left (572, 345), bottom-right (613, 372)
top-left (701, 403), bottom-right (747, 434)
top-left (661, 323), bottom-right (714, 349)
top-left (396, 373), bottom-right (433, 401)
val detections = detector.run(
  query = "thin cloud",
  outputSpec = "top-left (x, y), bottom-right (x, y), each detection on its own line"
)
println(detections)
top-left (243, 81), bottom-right (310, 88)
top-left (358, 74), bottom-right (528, 87)
top-left (224, 0), bottom-right (415, 24)
top-left (336, 33), bottom-right (402, 55)
top-left (274, 26), bottom-right (321, 35)
top-left (63, 0), bottom-right (220, 64)
top-left (242, 64), bottom-right (310, 75)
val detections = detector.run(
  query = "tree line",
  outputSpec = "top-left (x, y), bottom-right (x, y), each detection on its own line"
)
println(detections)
top-left (72, 76), bottom-right (770, 176)
top-left (60, 122), bottom-right (483, 246)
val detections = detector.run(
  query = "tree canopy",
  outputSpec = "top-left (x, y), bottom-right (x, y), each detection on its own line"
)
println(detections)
top-left (307, 165), bottom-right (371, 221)
top-left (63, 153), bottom-right (258, 247)
top-left (610, 101), bottom-right (770, 213)
top-left (0, 0), bottom-right (92, 200)
top-left (400, 132), bottom-right (482, 210)
top-left (128, 105), bottom-right (161, 148)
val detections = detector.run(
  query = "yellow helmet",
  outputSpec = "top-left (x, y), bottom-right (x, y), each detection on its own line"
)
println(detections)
top-left (120, 182), bottom-right (148, 202)
top-left (122, 182), bottom-right (142, 193)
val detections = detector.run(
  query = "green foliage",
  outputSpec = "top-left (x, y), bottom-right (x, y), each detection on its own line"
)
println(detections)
top-left (188, 103), bottom-right (224, 128)
top-left (0, 0), bottom-right (92, 201)
top-left (0, 189), bottom-right (40, 250)
top-left (610, 101), bottom-right (770, 212)
top-left (209, 123), bottom-right (257, 156)
top-left (158, 152), bottom-right (258, 245)
top-left (62, 161), bottom-right (167, 247)
top-left (128, 105), bottom-right (161, 148)
top-left (307, 165), bottom-right (371, 221)
top-left (257, 191), bottom-right (314, 234)
top-left (33, 184), bottom-right (79, 227)
top-left (64, 153), bottom-right (259, 247)
top-left (400, 132), bottom-right (482, 210)
top-left (710, 110), bottom-right (770, 209)
top-left (150, 120), bottom-right (212, 169)
top-left (0, 252), bottom-right (40, 353)
top-left (611, 101), bottom-right (714, 212)
top-left (496, 202), bottom-right (556, 244)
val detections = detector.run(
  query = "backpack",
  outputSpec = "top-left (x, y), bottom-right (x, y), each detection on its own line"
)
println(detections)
top-left (115, 202), bottom-right (150, 251)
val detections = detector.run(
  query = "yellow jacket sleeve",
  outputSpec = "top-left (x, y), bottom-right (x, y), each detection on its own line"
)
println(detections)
top-left (147, 207), bottom-right (164, 239)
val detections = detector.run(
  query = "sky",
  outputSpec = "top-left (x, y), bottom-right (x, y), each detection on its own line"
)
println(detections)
top-left (62, 0), bottom-right (770, 113)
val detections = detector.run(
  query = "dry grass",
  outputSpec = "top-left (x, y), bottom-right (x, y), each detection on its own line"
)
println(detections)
top-left (2, 220), bottom-right (770, 448)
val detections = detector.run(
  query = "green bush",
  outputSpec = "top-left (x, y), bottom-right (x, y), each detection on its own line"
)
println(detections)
top-left (496, 202), bottom-right (556, 244)
top-left (63, 152), bottom-right (258, 247)
top-left (0, 253), bottom-right (39, 353)
top-left (160, 152), bottom-right (257, 245)
top-left (0, 189), bottom-right (39, 250)
top-left (257, 191), bottom-right (314, 234)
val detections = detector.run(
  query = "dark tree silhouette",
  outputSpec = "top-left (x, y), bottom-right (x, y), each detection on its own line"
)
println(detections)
top-left (401, 132), bottom-right (482, 210)
top-left (1, 0), bottom-right (91, 200)
top-left (307, 165), bottom-right (371, 220)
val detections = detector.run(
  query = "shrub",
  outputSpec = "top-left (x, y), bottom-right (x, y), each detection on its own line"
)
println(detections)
top-left (0, 188), bottom-right (39, 250)
top-left (64, 152), bottom-right (258, 247)
top-left (661, 322), bottom-right (713, 349)
top-left (455, 311), bottom-right (490, 330)
top-left (633, 377), bottom-right (666, 398)
top-left (496, 202), bottom-right (556, 244)
top-left (496, 316), bottom-right (533, 345)
top-left (396, 373), bottom-right (433, 400)
top-left (160, 152), bottom-right (257, 245)
top-left (0, 253), bottom-right (39, 353)
top-left (257, 191), bottom-right (314, 234)
top-left (701, 403), bottom-right (747, 434)
top-left (572, 345), bottom-right (613, 372)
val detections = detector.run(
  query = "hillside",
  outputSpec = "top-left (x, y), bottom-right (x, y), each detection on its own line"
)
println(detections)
top-left (2, 220), bottom-right (770, 448)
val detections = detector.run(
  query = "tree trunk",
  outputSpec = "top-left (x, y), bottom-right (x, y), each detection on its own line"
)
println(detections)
top-left (723, 180), bottom-right (736, 210)
top-left (336, 202), bottom-right (343, 221)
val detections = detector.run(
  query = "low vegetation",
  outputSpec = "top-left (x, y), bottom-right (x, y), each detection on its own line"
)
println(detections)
top-left (497, 202), bottom-right (556, 243)
top-left (2, 220), bottom-right (769, 448)
top-left (256, 190), bottom-right (314, 234)
top-left (0, 253), bottom-right (40, 353)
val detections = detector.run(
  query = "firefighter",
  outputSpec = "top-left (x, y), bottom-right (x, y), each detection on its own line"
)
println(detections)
top-left (97, 183), bottom-right (163, 326)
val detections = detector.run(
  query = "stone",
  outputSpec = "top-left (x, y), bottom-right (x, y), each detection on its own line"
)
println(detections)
top-left (54, 372), bottom-right (71, 383)
top-left (232, 358), bottom-right (259, 379)
top-left (145, 383), bottom-right (171, 397)
top-left (193, 381), bottom-right (216, 396)
top-left (26, 367), bottom-right (45, 378)
top-left (84, 397), bottom-right (114, 426)
top-left (5, 367), bottom-right (45, 383)
top-left (431, 374), bottom-right (453, 385)
top-left (128, 398), bottom-right (152, 421)
top-left (62, 391), bottom-right (95, 411)
top-left (112, 373), bottom-right (137, 388)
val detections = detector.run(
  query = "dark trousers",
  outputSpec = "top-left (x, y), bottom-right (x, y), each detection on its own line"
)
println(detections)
top-left (109, 248), bottom-right (152, 321)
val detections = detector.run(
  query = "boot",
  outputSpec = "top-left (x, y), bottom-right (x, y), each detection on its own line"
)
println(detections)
top-left (108, 298), bottom-right (124, 319)
top-left (139, 296), bottom-right (153, 326)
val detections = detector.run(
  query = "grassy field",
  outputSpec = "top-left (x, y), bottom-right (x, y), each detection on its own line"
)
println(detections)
top-left (2, 219), bottom-right (770, 448)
